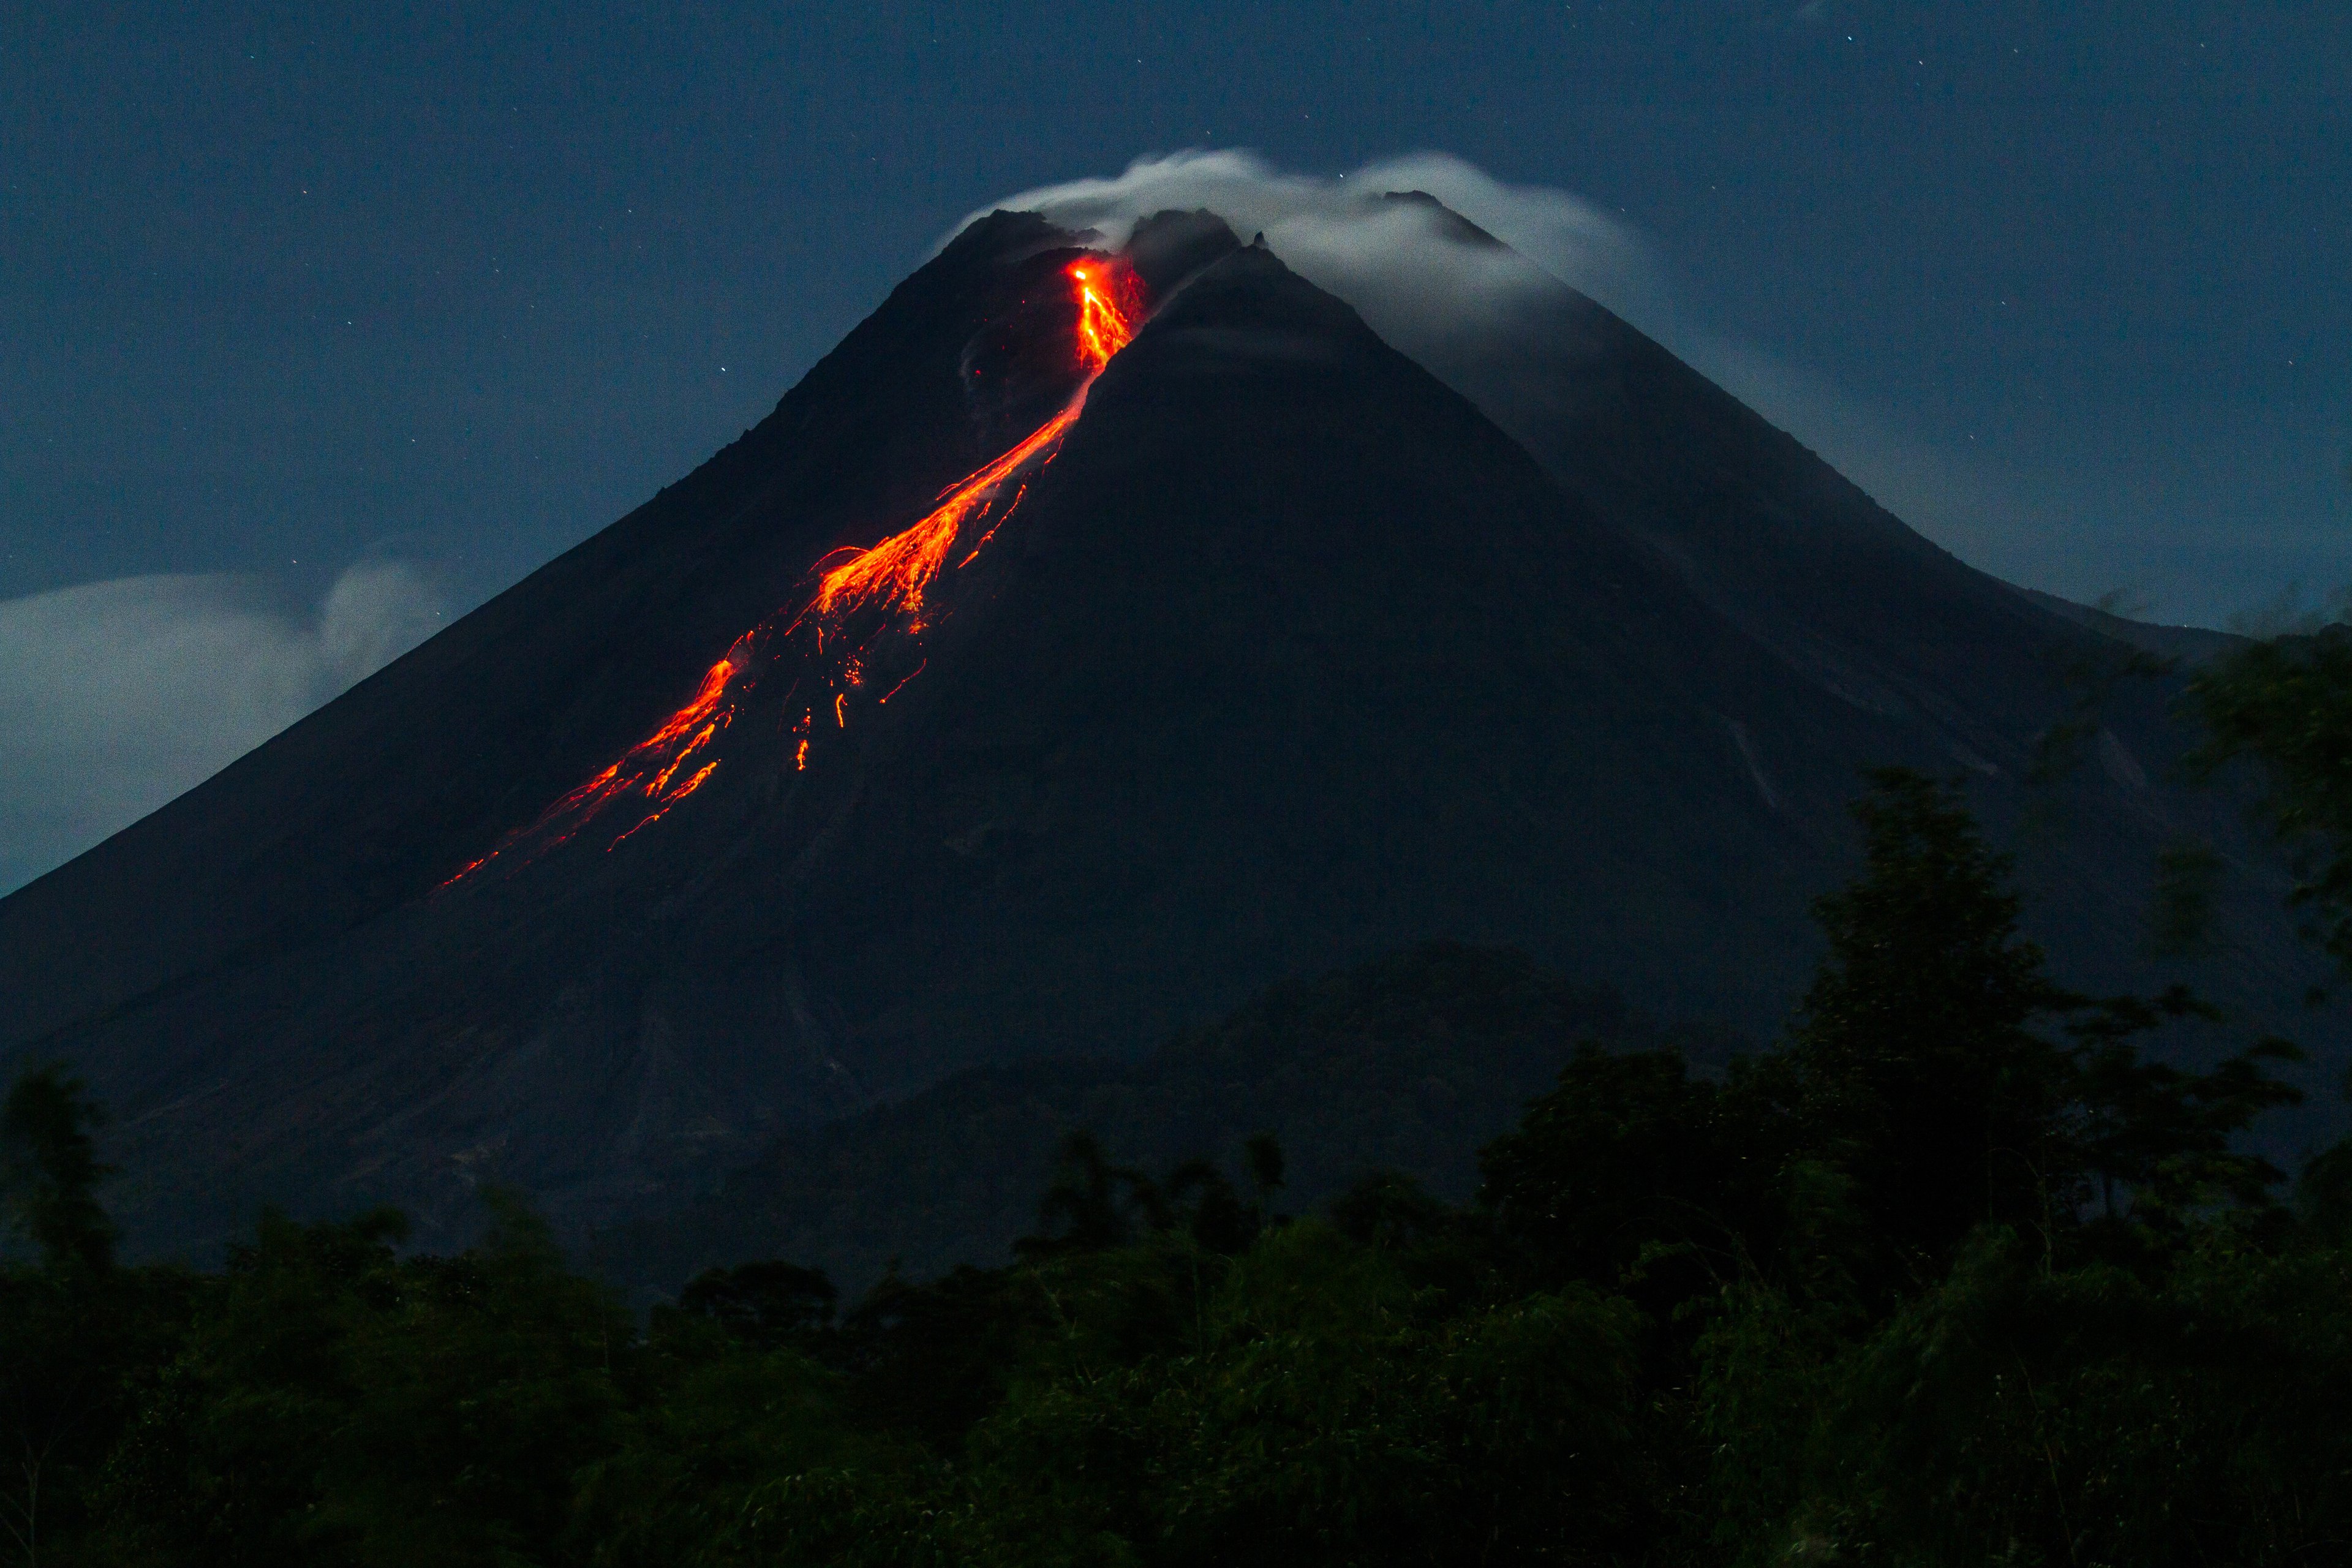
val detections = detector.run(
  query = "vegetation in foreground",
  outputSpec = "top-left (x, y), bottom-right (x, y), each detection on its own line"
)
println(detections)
top-left (6, 627), bottom-right (2352, 1565)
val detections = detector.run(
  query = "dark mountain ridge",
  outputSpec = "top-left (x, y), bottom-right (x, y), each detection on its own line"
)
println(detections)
top-left (609, 940), bottom-right (1744, 1298)
top-left (0, 203), bottom-right (2331, 1267)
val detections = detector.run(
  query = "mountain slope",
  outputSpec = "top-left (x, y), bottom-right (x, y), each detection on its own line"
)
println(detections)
top-left (1346, 197), bottom-right (2319, 1014)
top-left (609, 942), bottom-right (1738, 1298)
top-left (0, 208), bottom-right (2331, 1264)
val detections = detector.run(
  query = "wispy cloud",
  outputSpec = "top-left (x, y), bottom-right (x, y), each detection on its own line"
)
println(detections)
top-left (967, 150), bottom-right (2330, 628)
top-left (0, 560), bottom-right (442, 891)
top-left (963, 148), bottom-right (1668, 334)
top-left (967, 151), bottom-right (2032, 567)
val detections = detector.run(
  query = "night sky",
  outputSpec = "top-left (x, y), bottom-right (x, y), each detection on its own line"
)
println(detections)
top-left (1, 1), bottom-right (2346, 888)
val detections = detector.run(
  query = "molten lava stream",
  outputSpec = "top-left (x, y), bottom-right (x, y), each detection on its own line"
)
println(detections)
top-left (440, 253), bottom-right (1142, 889)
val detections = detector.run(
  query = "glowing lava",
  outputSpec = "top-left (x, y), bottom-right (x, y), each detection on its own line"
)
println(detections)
top-left (809, 401), bottom-right (1080, 629)
top-left (442, 254), bottom-right (1141, 888)
top-left (1071, 260), bottom-right (1143, 374)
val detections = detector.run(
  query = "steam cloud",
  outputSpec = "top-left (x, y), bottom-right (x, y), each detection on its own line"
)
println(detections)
top-left (0, 560), bottom-right (443, 892)
top-left (963, 149), bottom-right (1669, 344)
top-left (960, 151), bottom-right (2101, 617)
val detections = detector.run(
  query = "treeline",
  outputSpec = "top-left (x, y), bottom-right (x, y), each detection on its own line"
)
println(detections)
top-left (5, 633), bottom-right (2352, 1564)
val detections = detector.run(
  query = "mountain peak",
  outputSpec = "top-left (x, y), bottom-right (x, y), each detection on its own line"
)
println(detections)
top-left (1, 205), bottom-right (2328, 1265)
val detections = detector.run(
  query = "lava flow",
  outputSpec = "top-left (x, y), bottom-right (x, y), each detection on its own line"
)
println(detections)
top-left (441, 254), bottom-right (1142, 888)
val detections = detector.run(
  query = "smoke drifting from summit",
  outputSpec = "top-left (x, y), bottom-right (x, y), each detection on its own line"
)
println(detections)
top-left (958, 153), bottom-right (2141, 622)
top-left (959, 153), bottom-right (1889, 509)
top-left (962, 150), bottom-right (1667, 347)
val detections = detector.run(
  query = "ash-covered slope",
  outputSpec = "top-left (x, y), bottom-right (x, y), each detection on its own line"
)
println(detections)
top-left (0, 207), bottom-right (2325, 1264)
top-left (1351, 196), bottom-right (2313, 1011)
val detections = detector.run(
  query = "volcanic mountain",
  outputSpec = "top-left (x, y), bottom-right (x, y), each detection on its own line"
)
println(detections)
top-left (0, 205), bottom-right (2326, 1262)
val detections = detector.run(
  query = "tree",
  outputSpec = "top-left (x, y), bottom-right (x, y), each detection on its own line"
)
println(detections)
top-left (1479, 1044), bottom-right (1785, 1295)
top-left (0, 1066), bottom-right (120, 1567)
top-left (677, 1261), bottom-right (837, 1348)
top-left (2187, 624), bottom-right (2352, 971)
top-left (1779, 768), bottom-right (2079, 1266)
top-left (0, 1066), bottom-right (196, 1568)
top-left (1014, 1132), bottom-right (1168, 1257)
top-left (1, 1065), bottom-right (116, 1276)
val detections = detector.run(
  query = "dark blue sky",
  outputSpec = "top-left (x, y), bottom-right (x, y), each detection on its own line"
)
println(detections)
top-left (0, 1), bottom-right (2346, 886)
top-left (5, 0), bottom-right (2345, 620)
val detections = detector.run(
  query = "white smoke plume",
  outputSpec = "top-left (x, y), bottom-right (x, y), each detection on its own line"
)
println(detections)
top-left (957, 151), bottom-right (2119, 617)
top-left (0, 560), bottom-right (443, 891)
top-left (959, 149), bottom-right (1668, 343)
top-left (955, 152), bottom-right (1930, 508)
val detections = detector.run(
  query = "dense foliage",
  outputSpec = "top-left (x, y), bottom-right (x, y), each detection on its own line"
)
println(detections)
top-left (5, 768), bottom-right (2350, 1565)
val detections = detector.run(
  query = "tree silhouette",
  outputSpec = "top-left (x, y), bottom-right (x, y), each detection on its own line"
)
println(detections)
top-left (0, 1066), bottom-right (115, 1276)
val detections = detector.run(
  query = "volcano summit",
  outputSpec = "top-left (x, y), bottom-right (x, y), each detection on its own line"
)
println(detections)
top-left (0, 204), bottom-right (2321, 1262)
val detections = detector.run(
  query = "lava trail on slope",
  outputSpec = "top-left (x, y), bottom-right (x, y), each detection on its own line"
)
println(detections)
top-left (443, 254), bottom-right (1144, 886)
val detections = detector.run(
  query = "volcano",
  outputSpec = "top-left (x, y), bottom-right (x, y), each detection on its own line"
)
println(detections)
top-left (0, 205), bottom-right (2328, 1262)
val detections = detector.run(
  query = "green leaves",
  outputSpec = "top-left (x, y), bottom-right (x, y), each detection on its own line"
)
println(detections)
top-left (953, 1223), bottom-right (1649, 1568)
top-left (1741, 1229), bottom-right (2352, 1567)
top-left (86, 1201), bottom-right (634, 1568)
